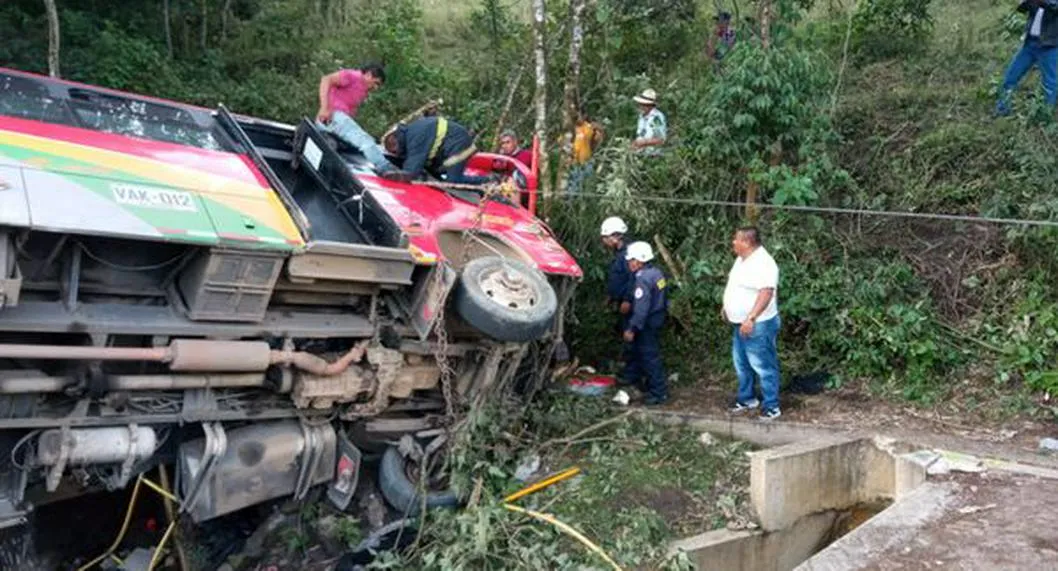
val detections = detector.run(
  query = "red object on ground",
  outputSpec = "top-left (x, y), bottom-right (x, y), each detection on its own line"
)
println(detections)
top-left (145, 517), bottom-right (157, 533)
top-left (569, 374), bottom-right (616, 396)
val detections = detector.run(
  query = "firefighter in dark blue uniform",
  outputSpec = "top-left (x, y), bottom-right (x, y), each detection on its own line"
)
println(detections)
top-left (600, 217), bottom-right (636, 374)
top-left (622, 241), bottom-right (669, 405)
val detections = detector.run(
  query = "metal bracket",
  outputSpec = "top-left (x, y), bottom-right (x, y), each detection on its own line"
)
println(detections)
top-left (109, 423), bottom-right (140, 490)
top-left (182, 388), bottom-right (219, 422)
top-left (180, 422), bottom-right (227, 514)
top-left (45, 425), bottom-right (71, 493)
top-left (61, 243), bottom-right (82, 312)
top-left (293, 420), bottom-right (327, 501)
top-left (45, 399), bottom-right (90, 492)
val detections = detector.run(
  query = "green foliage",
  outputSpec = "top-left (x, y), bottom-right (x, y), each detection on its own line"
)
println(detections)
top-left (984, 274), bottom-right (1058, 394)
top-left (693, 40), bottom-right (849, 205)
top-left (591, 0), bottom-right (699, 75)
top-left (4, 0), bottom-right (1054, 417)
top-left (851, 0), bottom-right (935, 61)
top-left (700, 43), bottom-right (832, 159)
top-left (378, 393), bottom-right (744, 569)
top-left (333, 516), bottom-right (364, 549)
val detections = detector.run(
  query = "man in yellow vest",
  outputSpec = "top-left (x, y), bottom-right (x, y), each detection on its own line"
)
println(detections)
top-left (381, 116), bottom-right (490, 185)
top-left (568, 107), bottom-right (605, 197)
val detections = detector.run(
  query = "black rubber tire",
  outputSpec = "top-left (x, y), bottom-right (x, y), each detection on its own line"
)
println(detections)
top-left (378, 447), bottom-right (459, 516)
top-left (453, 256), bottom-right (558, 342)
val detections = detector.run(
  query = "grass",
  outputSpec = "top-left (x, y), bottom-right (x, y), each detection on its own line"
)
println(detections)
top-left (506, 393), bottom-right (755, 565)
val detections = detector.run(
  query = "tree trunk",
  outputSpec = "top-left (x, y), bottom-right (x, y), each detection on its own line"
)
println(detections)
top-left (492, 62), bottom-right (527, 150)
top-left (555, 0), bottom-right (586, 200)
top-left (163, 0), bottom-right (174, 57)
top-left (746, 0), bottom-right (774, 221)
top-left (531, 0), bottom-right (551, 209)
top-left (221, 0), bottom-right (232, 41)
top-left (200, 0), bottom-right (208, 50)
top-left (760, 0), bottom-right (772, 49)
top-left (43, 0), bottom-right (60, 78)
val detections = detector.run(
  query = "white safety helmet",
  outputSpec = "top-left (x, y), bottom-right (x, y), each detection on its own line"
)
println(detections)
top-left (625, 241), bottom-right (654, 263)
top-left (600, 216), bottom-right (628, 236)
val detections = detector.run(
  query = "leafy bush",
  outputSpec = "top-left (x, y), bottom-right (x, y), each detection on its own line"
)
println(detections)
top-left (851, 0), bottom-right (935, 61)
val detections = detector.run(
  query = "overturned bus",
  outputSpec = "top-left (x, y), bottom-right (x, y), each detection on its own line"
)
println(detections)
top-left (0, 67), bottom-right (580, 559)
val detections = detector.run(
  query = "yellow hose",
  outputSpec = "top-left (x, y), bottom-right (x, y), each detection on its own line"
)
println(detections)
top-left (504, 466), bottom-right (581, 503)
top-left (503, 503), bottom-right (624, 571)
top-left (77, 475), bottom-right (145, 571)
top-left (156, 465), bottom-right (188, 571)
top-left (142, 475), bottom-right (179, 504)
top-left (77, 472), bottom-right (182, 571)
top-left (147, 521), bottom-right (177, 571)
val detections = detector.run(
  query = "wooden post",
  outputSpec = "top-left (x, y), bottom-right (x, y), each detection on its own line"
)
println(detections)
top-left (164, 0), bottom-right (174, 57)
top-left (746, 0), bottom-right (774, 222)
top-left (44, 0), bottom-right (60, 78)
top-left (492, 62), bottom-right (527, 150)
top-left (532, 0), bottom-right (551, 213)
top-left (556, 0), bottom-right (587, 200)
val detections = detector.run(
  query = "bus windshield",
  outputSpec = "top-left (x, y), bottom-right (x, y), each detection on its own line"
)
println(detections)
top-left (0, 72), bottom-right (225, 151)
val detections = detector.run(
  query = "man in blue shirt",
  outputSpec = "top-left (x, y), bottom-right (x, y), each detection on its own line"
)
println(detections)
top-left (622, 241), bottom-right (670, 405)
top-left (381, 116), bottom-right (491, 185)
top-left (601, 217), bottom-right (636, 378)
top-left (601, 217), bottom-right (634, 311)
top-left (996, 1), bottom-right (1058, 116)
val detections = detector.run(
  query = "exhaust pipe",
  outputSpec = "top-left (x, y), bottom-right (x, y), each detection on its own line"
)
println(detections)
top-left (0, 340), bottom-right (371, 375)
top-left (0, 372), bottom-right (270, 393)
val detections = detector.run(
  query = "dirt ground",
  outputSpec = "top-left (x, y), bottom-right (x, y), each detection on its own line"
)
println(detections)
top-left (648, 376), bottom-right (1058, 570)
top-left (861, 472), bottom-right (1058, 570)
top-left (655, 376), bottom-right (1058, 470)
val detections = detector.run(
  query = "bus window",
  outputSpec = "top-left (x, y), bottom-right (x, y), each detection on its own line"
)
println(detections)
top-left (0, 74), bottom-right (74, 126)
top-left (68, 88), bottom-right (223, 151)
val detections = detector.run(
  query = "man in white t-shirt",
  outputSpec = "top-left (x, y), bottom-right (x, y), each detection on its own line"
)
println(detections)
top-left (722, 226), bottom-right (782, 420)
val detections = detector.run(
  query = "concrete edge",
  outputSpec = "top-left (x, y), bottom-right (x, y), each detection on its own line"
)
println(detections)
top-left (667, 528), bottom-right (761, 556)
top-left (639, 409), bottom-right (1058, 474)
top-left (793, 482), bottom-right (959, 571)
top-left (667, 512), bottom-right (839, 571)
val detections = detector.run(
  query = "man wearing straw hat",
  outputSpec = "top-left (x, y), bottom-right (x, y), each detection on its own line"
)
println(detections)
top-left (630, 88), bottom-right (667, 156)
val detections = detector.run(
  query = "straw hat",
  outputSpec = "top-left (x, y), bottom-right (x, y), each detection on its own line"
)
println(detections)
top-left (632, 88), bottom-right (658, 106)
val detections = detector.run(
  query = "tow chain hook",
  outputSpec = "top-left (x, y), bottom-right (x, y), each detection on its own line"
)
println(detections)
top-left (397, 432), bottom-right (448, 467)
top-left (398, 434), bottom-right (425, 463)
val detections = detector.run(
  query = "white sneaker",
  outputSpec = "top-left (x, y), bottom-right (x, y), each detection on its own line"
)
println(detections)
top-left (759, 408), bottom-right (782, 421)
top-left (729, 399), bottom-right (760, 414)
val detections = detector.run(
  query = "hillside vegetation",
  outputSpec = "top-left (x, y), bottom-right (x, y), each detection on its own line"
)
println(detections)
top-left (4, 0), bottom-right (1058, 567)
top-left (5, 0), bottom-right (1058, 413)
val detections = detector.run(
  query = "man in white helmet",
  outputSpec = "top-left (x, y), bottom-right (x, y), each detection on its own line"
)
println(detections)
top-left (601, 217), bottom-right (636, 372)
top-left (623, 241), bottom-right (670, 405)
top-left (600, 217), bottom-right (634, 312)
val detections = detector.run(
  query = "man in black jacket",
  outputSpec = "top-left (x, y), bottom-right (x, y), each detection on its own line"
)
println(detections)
top-left (996, 0), bottom-right (1058, 116)
top-left (381, 116), bottom-right (490, 184)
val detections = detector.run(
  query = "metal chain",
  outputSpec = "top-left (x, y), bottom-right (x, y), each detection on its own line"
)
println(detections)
top-left (429, 180), bottom-right (510, 424)
top-left (431, 266), bottom-right (456, 421)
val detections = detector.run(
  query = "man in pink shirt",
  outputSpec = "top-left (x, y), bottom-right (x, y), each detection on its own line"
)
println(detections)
top-left (316, 62), bottom-right (392, 171)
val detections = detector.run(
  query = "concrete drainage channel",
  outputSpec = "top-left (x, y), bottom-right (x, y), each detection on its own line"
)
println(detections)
top-left (652, 412), bottom-right (1058, 571)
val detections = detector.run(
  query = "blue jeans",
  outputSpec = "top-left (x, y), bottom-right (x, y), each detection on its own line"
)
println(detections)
top-left (317, 111), bottom-right (394, 172)
top-left (732, 315), bottom-right (781, 411)
top-left (996, 38), bottom-right (1058, 116)
top-left (623, 323), bottom-right (667, 400)
top-left (566, 160), bottom-right (593, 198)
